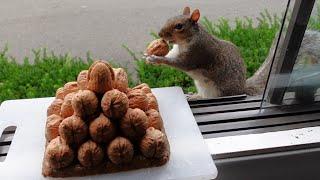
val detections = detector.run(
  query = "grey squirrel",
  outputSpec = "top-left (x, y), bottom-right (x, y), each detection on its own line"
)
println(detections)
top-left (146, 7), bottom-right (320, 99)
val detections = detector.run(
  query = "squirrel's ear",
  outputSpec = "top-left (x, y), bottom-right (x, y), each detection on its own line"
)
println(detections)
top-left (183, 6), bottom-right (190, 15)
top-left (190, 9), bottom-right (200, 22)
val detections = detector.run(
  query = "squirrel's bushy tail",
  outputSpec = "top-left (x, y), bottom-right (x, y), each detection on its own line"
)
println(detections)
top-left (245, 31), bottom-right (284, 96)
top-left (245, 30), bottom-right (320, 96)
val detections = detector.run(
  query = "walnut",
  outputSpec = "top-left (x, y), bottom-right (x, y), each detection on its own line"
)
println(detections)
top-left (45, 114), bottom-right (63, 142)
top-left (140, 127), bottom-right (168, 159)
top-left (55, 87), bottom-right (65, 100)
top-left (77, 140), bottom-right (104, 167)
top-left (60, 92), bottom-right (75, 118)
top-left (63, 81), bottom-right (79, 95)
top-left (146, 109), bottom-right (163, 130)
top-left (113, 68), bottom-right (129, 93)
top-left (145, 39), bottom-right (169, 56)
top-left (132, 83), bottom-right (152, 94)
top-left (87, 60), bottom-right (115, 94)
top-left (127, 89), bottom-right (148, 111)
top-left (89, 113), bottom-right (116, 144)
top-left (101, 89), bottom-right (129, 119)
top-left (71, 90), bottom-right (99, 120)
top-left (146, 93), bottom-right (159, 111)
top-left (77, 70), bottom-right (88, 90)
top-left (120, 108), bottom-right (148, 140)
top-left (44, 137), bottom-right (74, 169)
top-left (107, 137), bottom-right (134, 165)
top-left (47, 99), bottom-right (63, 116)
top-left (59, 115), bottom-right (88, 145)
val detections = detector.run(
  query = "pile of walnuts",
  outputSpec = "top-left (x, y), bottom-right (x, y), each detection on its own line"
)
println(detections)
top-left (43, 60), bottom-right (169, 176)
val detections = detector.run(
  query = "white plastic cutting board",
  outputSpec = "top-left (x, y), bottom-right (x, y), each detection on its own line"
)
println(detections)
top-left (0, 87), bottom-right (217, 180)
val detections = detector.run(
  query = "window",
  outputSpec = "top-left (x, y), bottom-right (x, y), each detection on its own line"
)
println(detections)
top-left (263, 0), bottom-right (320, 107)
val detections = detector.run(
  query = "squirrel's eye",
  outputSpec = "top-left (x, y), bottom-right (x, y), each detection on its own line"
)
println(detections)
top-left (174, 23), bottom-right (183, 30)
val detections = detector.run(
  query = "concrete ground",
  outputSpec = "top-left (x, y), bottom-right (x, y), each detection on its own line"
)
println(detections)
top-left (0, 0), bottom-right (285, 70)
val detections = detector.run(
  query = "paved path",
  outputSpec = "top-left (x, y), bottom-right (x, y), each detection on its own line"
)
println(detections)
top-left (0, 0), bottom-right (285, 70)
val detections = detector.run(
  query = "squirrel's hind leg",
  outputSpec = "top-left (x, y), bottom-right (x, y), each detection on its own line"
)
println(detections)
top-left (186, 93), bottom-right (203, 100)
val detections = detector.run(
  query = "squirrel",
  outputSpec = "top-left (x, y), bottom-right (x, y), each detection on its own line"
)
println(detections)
top-left (145, 7), bottom-right (320, 99)
top-left (146, 7), bottom-right (250, 99)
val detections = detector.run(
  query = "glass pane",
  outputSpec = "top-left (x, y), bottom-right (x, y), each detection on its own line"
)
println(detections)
top-left (262, 0), bottom-right (320, 108)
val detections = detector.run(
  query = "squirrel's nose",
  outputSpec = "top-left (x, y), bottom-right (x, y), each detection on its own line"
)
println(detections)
top-left (158, 31), bottom-right (171, 38)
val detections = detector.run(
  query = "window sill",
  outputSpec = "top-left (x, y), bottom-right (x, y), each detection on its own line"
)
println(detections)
top-left (205, 126), bottom-right (320, 159)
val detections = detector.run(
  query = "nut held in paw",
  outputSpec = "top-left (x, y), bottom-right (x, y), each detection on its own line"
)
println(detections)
top-left (146, 39), bottom-right (169, 56)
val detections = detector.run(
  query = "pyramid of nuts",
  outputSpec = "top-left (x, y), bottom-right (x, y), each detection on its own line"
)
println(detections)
top-left (43, 60), bottom-right (170, 177)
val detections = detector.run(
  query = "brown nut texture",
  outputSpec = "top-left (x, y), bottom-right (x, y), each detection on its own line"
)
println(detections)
top-left (55, 87), bottom-right (65, 100)
top-left (120, 108), bottom-right (148, 140)
top-left (45, 137), bottom-right (74, 169)
top-left (89, 113), bottom-right (116, 144)
top-left (60, 92), bottom-right (75, 118)
top-left (132, 83), bottom-right (152, 94)
top-left (107, 137), bottom-right (134, 165)
top-left (113, 68), bottom-right (129, 93)
top-left (140, 127), bottom-right (168, 159)
top-left (101, 89), bottom-right (129, 119)
top-left (146, 93), bottom-right (159, 111)
top-left (77, 140), bottom-right (104, 167)
top-left (127, 89), bottom-right (148, 111)
top-left (87, 60), bottom-right (115, 94)
top-left (59, 115), bottom-right (88, 145)
top-left (146, 109), bottom-right (163, 130)
top-left (71, 90), bottom-right (99, 119)
top-left (63, 81), bottom-right (79, 95)
top-left (47, 99), bottom-right (63, 116)
top-left (146, 39), bottom-right (169, 56)
top-left (77, 70), bottom-right (88, 90)
top-left (46, 114), bottom-right (64, 142)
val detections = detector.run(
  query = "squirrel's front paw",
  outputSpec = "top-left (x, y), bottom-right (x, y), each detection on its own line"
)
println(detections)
top-left (145, 55), bottom-right (163, 65)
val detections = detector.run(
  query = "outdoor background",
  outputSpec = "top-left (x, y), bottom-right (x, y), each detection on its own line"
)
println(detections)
top-left (2, 0), bottom-right (318, 102)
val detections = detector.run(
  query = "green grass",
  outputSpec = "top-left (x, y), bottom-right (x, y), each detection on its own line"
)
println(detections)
top-left (308, 3), bottom-right (320, 31)
top-left (0, 48), bottom-right (93, 102)
top-left (130, 10), bottom-right (281, 93)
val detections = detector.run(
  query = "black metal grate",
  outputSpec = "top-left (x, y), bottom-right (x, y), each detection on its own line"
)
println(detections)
top-left (0, 126), bottom-right (16, 162)
top-left (191, 95), bottom-right (320, 138)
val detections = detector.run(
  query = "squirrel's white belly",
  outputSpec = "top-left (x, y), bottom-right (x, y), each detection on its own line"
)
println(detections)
top-left (187, 71), bottom-right (221, 98)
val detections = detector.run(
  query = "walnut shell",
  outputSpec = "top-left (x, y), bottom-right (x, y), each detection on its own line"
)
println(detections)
top-left (63, 81), bottom-right (79, 95)
top-left (60, 92), bottom-right (75, 118)
top-left (127, 89), bottom-right (148, 111)
top-left (140, 127), bottom-right (168, 159)
top-left (87, 60), bottom-right (115, 94)
top-left (71, 90), bottom-right (99, 120)
top-left (146, 109), bottom-right (163, 130)
top-left (107, 137), bottom-right (134, 165)
top-left (101, 89), bottom-right (129, 119)
top-left (47, 99), bottom-right (63, 116)
top-left (77, 70), bottom-right (88, 90)
top-left (45, 137), bottom-right (74, 169)
top-left (45, 114), bottom-right (63, 142)
top-left (132, 83), bottom-right (152, 94)
top-left (55, 87), bottom-right (65, 100)
top-left (146, 93), bottom-right (159, 111)
top-left (59, 115), bottom-right (88, 145)
top-left (89, 113), bottom-right (116, 144)
top-left (78, 140), bottom-right (104, 167)
top-left (146, 39), bottom-right (169, 56)
top-left (113, 68), bottom-right (129, 93)
top-left (120, 108), bottom-right (148, 140)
